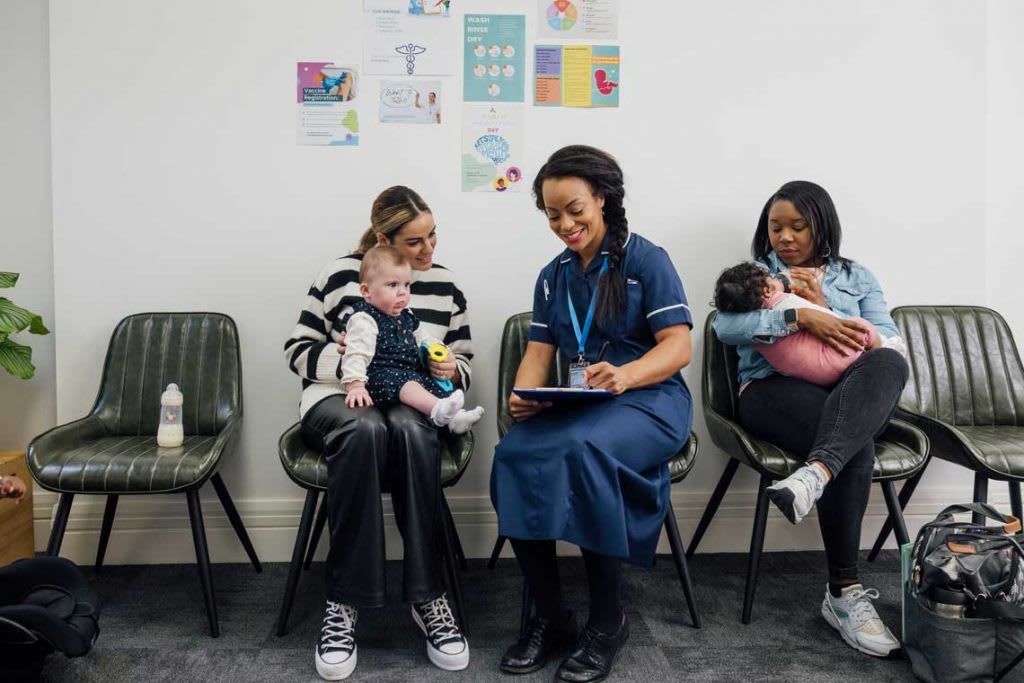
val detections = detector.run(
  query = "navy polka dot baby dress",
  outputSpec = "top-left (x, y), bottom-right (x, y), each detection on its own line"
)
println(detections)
top-left (352, 300), bottom-right (452, 405)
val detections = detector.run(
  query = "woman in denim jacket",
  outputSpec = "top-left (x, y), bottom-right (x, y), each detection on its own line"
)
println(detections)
top-left (713, 180), bottom-right (910, 659)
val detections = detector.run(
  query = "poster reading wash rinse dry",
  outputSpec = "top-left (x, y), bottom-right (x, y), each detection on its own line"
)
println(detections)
top-left (461, 104), bottom-right (524, 192)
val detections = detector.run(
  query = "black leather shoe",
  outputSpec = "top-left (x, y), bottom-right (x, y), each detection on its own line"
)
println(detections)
top-left (555, 612), bottom-right (630, 683)
top-left (500, 610), bottom-right (577, 675)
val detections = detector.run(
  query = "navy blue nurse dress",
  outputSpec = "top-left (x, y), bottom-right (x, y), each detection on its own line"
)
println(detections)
top-left (490, 233), bottom-right (693, 566)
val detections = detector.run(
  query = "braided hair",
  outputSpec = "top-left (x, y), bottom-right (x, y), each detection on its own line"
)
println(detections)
top-left (532, 145), bottom-right (628, 325)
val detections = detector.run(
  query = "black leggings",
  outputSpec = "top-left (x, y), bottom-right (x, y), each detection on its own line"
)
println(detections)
top-left (738, 348), bottom-right (909, 582)
top-left (511, 539), bottom-right (622, 633)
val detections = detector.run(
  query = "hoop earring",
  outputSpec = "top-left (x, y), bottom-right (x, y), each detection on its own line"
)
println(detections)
top-left (822, 244), bottom-right (832, 259)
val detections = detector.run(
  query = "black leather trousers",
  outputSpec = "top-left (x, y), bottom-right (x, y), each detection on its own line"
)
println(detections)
top-left (301, 396), bottom-right (444, 607)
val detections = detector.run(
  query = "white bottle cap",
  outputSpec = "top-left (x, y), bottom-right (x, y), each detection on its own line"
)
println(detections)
top-left (161, 383), bottom-right (184, 406)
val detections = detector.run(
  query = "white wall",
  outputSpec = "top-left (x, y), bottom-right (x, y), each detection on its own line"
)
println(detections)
top-left (0, 0), bottom-right (56, 451)
top-left (38, 0), bottom-right (1016, 564)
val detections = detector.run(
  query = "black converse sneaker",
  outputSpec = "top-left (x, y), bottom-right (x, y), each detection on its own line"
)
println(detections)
top-left (315, 601), bottom-right (357, 680)
top-left (411, 594), bottom-right (470, 671)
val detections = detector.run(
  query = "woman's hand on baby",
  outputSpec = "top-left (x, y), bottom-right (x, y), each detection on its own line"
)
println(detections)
top-left (345, 383), bottom-right (373, 408)
top-left (797, 309), bottom-right (871, 356)
top-left (0, 475), bottom-right (27, 502)
top-left (335, 332), bottom-right (347, 355)
top-left (509, 392), bottom-right (551, 421)
top-left (428, 355), bottom-right (457, 381)
top-left (787, 267), bottom-right (827, 307)
top-left (584, 362), bottom-right (633, 394)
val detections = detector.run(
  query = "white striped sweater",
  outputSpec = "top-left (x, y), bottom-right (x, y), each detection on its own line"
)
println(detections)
top-left (284, 255), bottom-right (473, 417)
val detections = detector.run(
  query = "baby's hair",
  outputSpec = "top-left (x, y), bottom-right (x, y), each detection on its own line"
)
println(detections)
top-left (713, 262), bottom-right (772, 313)
top-left (359, 245), bottom-right (410, 283)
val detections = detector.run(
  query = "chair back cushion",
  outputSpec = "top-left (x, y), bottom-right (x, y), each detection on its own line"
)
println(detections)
top-left (894, 306), bottom-right (1024, 427)
top-left (496, 312), bottom-right (563, 437)
top-left (702, 312), bottom-right (741, 421)
top-left (94, 313), bottom-right (242, 435)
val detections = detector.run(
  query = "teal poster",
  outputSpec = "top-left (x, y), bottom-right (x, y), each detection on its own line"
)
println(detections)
top-left (463, 14), bottom-right (526, 102)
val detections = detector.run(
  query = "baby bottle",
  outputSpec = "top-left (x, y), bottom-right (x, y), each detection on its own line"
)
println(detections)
top-left (157, 383), bottom-right (184, 447)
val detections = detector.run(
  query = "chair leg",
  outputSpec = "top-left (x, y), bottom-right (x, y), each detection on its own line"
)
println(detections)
top-left (443, 496), bottom-right (468, 571)
top-left (880, 481), bottom-right (910, 548)
top-left (304, 497), bottom-right (330, 570)
top-left (95, 495), bottom-right (119, 572)
top-left (211, 473), bottom-right (262, 573)
top-left (868, 469), bottom-right (924, 561)
top-left (488, 536), bottom-right (507, 570)
top-left (1010, 482), bottom-right (1023, 522)
top-left (519, 576), bottom-right (532, 639)
top-left (974, 473), bottom-right (989, 525)
top-left (45, 493), bottom-right (75, 557)
top-left (664, 500), bottom-right (702, 628)
top-left (687, 458), bottom-right (740, 558)
top-left (742, 475), bottom-right (771, 625)
top-left (186, 488), bottom-right (219, 638)
top-left (277, 490), bottom-right (319, 637)
top-left (440, 494), bottom-right (469, 637)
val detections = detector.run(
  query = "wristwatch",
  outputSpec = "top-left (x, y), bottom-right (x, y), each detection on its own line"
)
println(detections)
top-left (784, 308), bottom-right (799, 332)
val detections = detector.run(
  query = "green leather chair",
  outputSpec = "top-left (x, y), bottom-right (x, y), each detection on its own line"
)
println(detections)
top-left (275, 418), bottom-right (474, 636)
top-left (869, 306), bottom-right (1024, 559)
top-left (689, 312), bottom-right (929, 624)
top-left (486, 312), bottom-right (702, 630)
top-left (26, 313), bottom-right (261, 638)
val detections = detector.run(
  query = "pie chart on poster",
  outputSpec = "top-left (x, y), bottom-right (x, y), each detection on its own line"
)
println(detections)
top-left (546, 0), bottom-right (578, 32)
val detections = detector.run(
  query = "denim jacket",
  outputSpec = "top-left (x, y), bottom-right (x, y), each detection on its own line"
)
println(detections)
top-left (712, 251), bottom-right (900, 387)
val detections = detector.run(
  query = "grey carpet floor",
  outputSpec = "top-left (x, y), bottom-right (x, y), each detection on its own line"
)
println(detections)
top-left (41, 551), bottom-right (920, 682)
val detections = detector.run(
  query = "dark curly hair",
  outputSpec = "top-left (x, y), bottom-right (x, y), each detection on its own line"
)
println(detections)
top-left (713, 262), bottom-right (772, 313)
top-left (532, 145), bottom-right (627, 325)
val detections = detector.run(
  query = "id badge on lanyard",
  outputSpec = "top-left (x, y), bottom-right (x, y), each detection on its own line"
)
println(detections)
top-left (566, 257), bottom-right (608, 389)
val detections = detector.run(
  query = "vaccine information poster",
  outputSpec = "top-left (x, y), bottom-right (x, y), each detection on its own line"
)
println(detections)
top-left (463, 14), bottom-right (526, 103)
top-left (534, 45), bottom-right (619, 107)
top-left (297, 62), bottom-right (360, 146)
top-left (461, 104), bottom-right (524, 193)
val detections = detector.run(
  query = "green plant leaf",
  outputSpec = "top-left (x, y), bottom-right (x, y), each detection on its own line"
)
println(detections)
top-left (0, 338), bottom-right (34, 379)
top-left (0, 297), bottom-right (37, 334)
top-left (29, 315), bottom-right (49, 335)
top-left (0, 272), bottom-right (18, 289)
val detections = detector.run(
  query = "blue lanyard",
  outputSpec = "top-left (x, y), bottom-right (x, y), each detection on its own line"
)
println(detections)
top-left (566, 256), bottom-right (608, 359)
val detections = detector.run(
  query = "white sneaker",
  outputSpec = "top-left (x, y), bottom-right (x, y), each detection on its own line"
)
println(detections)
top-left (767, 463), bottom-right (828, 524)
top-left (315, 601), bottom-right (357, 680)
top-left (411, 594), bottom-right (470, 671)
top-left (821, 584), bottom-right (901, 658)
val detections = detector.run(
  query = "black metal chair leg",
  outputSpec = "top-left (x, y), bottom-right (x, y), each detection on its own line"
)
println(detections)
top-left (488, 535), bottom-right (507, 570)
top-left (1010, 482), bottom-right (1023, 522)
top-left (742, 476), bottom-right (771, 625)
top-left (443, 496), bottom-right (468, 571)
top-left (277, 490), bottom-right (319, 637)
top-left (880, 481), bottom-right (910, 548)
top-left (868, 469), bottom-right (924, 561)
top-left (440, 497), bottom-right (469, 637)
top-left (664, 500), bottom-right (702, 628)
top-left (95, 495), bottom-right (119, 572)
top-left (304, 497), bottom-right (329, 570)
top-left (45, 493), bottom-right (75, 557)
top-left (687, 458), bottom-right (740, 558)
top-left (186, 488), bottom-right (219, 638)
top-left (974, 473), bottom-right (990, 525)
top-left (211, 473), bottom-right (262, 573)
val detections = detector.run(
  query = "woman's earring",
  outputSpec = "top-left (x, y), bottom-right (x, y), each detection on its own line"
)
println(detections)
top-left (822, 244), bottom-right (832, 259)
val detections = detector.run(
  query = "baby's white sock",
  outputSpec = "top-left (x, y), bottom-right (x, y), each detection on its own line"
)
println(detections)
top-left (448, 406), bottom-right (484, 435)
top-left (429, 389), bottom-right (465, 427)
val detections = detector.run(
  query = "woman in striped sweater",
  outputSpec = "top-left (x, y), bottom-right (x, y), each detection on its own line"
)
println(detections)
top-left (284, 186), bottom-right (473, 680)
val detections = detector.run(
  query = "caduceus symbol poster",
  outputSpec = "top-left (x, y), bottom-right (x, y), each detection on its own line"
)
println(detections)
top-left (363, 0), bottom-right (457, 76)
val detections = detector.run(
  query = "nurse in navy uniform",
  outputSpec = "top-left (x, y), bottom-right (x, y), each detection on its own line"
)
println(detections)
top-left (491, 146), bottom-right (694, 682)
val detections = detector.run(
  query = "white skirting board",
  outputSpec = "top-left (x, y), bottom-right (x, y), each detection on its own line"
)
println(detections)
top-left (31, 485), bottom-right (1001, 566)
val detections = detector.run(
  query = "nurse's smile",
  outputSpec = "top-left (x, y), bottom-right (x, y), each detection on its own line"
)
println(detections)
top-left (542, 176), bottom-right (607, 268)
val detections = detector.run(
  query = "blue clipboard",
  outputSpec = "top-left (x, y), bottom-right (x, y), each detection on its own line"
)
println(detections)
top-left (512, 387), bottom-right (614, 403)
